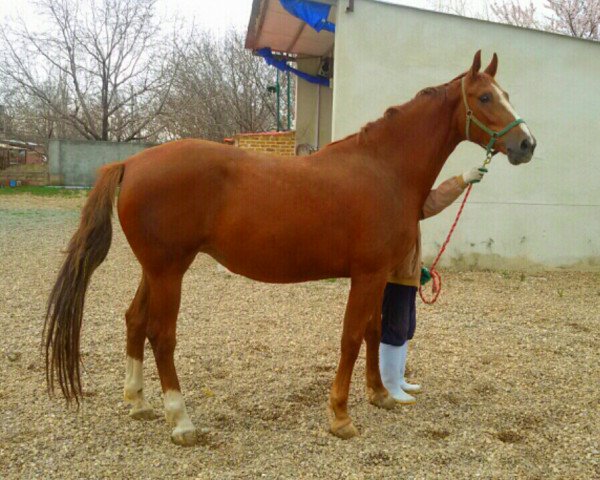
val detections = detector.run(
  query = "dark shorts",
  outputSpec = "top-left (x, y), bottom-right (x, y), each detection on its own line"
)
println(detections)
top-left (381, 283), bottom-right (417, 346)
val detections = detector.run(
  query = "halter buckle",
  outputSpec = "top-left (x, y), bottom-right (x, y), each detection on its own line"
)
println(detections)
top-left (483, 152), bottom-right (493, 167)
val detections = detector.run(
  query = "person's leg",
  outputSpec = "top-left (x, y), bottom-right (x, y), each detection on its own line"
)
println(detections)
top-left (399, 287), bottom-right (422, 393)
top-left (379, 283), bottom-right (415, 404)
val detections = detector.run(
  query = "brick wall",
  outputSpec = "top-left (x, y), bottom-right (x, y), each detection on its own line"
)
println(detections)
top-left (0, 163), bottom-right (49, 186)
top-left (233, 131), bottom-right (295, 156)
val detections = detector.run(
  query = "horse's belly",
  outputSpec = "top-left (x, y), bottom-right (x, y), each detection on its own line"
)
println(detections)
top-left (216, 256), bottom-right (348, 283)
top-left (208, 216), bottom-right (351, 283)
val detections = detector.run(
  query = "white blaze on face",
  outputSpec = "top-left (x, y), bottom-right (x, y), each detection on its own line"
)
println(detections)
top-left (492, 83), bottom-right (533, 140)
top-left (164, 390), bottom-right (195, 433)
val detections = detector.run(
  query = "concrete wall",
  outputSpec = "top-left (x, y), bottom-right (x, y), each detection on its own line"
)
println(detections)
top-left (49, 140), bottom-right (155, 186)
top-left (295, 58), bottom-right (333, 150)
top-left (332, 1), bottom-right (600, 270)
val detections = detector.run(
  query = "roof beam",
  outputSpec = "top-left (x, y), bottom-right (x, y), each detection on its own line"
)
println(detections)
top-left (288, 21), bottom-right (307, 53)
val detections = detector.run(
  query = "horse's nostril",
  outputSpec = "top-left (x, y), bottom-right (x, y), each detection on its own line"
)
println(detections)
top-left (520, 139), bottom-right (531, 152)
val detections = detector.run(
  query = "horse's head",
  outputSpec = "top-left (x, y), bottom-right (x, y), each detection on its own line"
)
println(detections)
top-left (459, 51), bottom-right (536, 165)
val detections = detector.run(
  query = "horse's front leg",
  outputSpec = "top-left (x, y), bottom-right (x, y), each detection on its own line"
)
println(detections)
top-left (364, 301), bottom-right (396, 410)
top-left (328, 274), bottom-right (388, 439)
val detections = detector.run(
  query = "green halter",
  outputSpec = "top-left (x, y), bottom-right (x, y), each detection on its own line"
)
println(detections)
top-left (461, 76), bottom-right (525, 165)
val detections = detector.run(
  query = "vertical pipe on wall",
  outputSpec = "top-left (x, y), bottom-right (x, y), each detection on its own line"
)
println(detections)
top-left (276, 69), bottom-right (281, 132)
top-left (286, 70), bottom-right (291, 130)
top-left (315, 84), bottom-right (321, 148)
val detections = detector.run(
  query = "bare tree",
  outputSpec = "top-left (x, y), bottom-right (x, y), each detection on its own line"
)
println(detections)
top-left (544, 0), bottom-right (600, 38)
top-left (491, 0), bottom-right (600, 40)
top-left (428, 0), bottom-right (469, 15)
top-left (162, 29), bottom-right (291, 142)
top-left (0, 0), bottom-right (184, 142)
top-left (1, 70), bottom-right (79, 143)
top-left (491, 1), bottom-right (540, 27)
top-left (427, 0), bottom-right (492, 19)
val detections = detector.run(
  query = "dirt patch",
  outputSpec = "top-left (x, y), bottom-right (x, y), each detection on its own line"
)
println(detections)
top-left (496, 430), bottom-right (524, 444)
top-left (0, 195), bottom-right (598, 479)
top-left (422, 428), bottom-right (451, 440)
top-left (0, 192), bottom-right (87, 210)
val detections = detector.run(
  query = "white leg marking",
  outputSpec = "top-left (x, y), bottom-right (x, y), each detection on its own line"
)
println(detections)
top-left (164, 390), bottom-right (196, 446)
top-left (124, 356), bottom-right (143, 402)
top-left (124, 356), bottom-right (155, 418)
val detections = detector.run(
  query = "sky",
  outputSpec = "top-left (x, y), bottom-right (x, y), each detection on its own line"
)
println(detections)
top-left (0, 0), bottom-right (552, 33)
top-left (0, 0), bottom-right (253, 33)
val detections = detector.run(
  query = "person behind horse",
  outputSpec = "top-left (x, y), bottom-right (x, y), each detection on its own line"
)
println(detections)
top-left (379, 166), bottom-right (487, 403)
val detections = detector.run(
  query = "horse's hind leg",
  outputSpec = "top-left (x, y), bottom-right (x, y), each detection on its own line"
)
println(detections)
top-left (364, 303), bottom-right (395, 410)
top-left (145, 271), bottom-right (196, 446)
top-left (123, 274), bottom-right (157, 419)
top-left (329, 275), bottom-right (387, 439)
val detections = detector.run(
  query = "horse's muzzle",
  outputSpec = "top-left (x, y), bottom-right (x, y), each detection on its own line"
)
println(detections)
top-left (507, 134), bottom-right (536, 165)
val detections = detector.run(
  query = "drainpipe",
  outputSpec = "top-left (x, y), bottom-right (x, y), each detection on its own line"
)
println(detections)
top-left (286, 70), bottom-right (291, 130)
top-left (315, 84), bottom-right (321, 149)
top-left (276, 70), bottom-right (281, 132)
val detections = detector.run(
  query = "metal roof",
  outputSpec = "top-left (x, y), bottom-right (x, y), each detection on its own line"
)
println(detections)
top-left (0, 143), bottom-right (23, 150)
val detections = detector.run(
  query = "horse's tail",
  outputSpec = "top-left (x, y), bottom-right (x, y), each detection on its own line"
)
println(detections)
top-left (44, 161), bottom-right (125, 404)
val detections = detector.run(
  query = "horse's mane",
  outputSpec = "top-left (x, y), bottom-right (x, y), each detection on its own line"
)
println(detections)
top-left (322, 72), bottom-right (467, 151)
top-left (415, 71), bottom-right (467, 98)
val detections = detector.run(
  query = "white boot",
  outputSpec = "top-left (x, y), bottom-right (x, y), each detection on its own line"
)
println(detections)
top-left (398, 342), bottom-right (422, 394)
top-left (379, 343), bottom-right (416, 404)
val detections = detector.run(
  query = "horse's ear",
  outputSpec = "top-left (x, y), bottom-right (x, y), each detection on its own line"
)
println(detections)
top-left (485, 53), bottom-right (498, 77)
top-left (470, 50), bottom-right (482, 77)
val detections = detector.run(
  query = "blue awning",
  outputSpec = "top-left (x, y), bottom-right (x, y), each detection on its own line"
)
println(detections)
top-left (257, 48), bottom-right (330, 87)
top-left (279, 0), bottom-right (336, 33)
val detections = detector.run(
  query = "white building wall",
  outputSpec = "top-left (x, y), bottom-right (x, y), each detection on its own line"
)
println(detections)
top-left (295, 58), bottom-right (333, 150)
top-left (332, 0), bottom-right (600, 270)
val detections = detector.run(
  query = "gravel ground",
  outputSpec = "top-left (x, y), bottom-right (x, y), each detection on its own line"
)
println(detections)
top-left (0, 194), bottom-right (598, 479)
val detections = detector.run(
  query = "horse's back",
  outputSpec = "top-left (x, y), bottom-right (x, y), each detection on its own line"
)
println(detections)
top-left (116, 138), bottom-right (399, 281)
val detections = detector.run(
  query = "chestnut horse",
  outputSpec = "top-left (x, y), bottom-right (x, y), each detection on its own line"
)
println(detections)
top-left (44, 51), bottom-right (535, 445)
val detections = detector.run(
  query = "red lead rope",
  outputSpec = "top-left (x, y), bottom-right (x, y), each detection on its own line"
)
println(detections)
top-left (418, 183), bottom-right (474, 305)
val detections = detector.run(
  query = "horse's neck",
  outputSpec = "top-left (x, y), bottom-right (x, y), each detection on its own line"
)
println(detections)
top-left (374, 90), bottom-right (462, 201)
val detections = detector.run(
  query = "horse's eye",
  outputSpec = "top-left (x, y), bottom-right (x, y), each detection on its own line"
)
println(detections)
top-left (479, 93), bottom-right (492, 104)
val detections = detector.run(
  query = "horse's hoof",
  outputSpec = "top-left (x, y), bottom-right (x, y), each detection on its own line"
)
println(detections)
top-left (129, 407), bottom-right (158, 421)
top-left (171, 426), bottom-right (197, 447)
top-left (330, 421), bottom-right (359, 439)
top-left (368, 389), bottom-right (396, 410)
